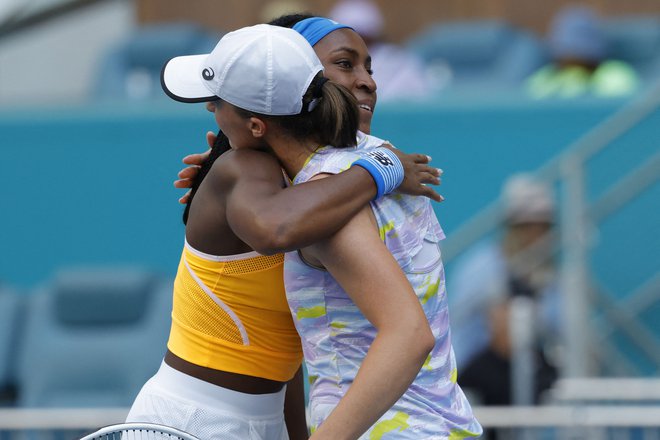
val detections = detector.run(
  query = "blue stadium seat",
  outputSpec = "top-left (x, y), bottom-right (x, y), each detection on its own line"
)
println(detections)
top-left (0, 286), bottom-right (24, 406)
top-left (406, 20), bottom-right (549, 91)
top-left (601, 15), bottom-right (660, 82)
top-left (92, 22), bottom-right (220, 100)
top-left (16, 267), bottom-right (173, 407)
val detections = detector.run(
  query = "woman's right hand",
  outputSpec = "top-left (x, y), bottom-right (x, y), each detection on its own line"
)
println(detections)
top-left (174, 131), bottom-right (215, 204)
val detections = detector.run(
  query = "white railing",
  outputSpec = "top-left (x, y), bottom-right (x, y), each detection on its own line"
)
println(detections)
top-left (0, 408), bottom-right (127, 431)
top-left (0, 406), bottom-right (659, 437)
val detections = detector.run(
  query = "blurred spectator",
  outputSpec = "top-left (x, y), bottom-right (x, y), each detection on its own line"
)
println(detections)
top-left (525, 5), bottom-right (639, 99)
top-left (0, 284), bottom-right (21, 407)
top-left (329, 0), bottom-right (436, 101)
top-left (449, 174), bottom-right (563, 407)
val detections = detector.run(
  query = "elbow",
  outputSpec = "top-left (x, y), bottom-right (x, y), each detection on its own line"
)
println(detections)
top-left (420, 327), bottom-right (436, 357)
top-left (387, 317), bottom-right (435, 364)
top-left (265, 223), bottom-right (299, 254)
top-left (247, 219), bottom-right (297, 255)
top-left (249, 235), bottom-right (284, 256)
top-left (410, 321), bottom-right (435, 361)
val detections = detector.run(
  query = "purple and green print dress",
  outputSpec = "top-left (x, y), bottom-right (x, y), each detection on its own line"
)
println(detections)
top-left (284, 135), bottom-right (483, 439)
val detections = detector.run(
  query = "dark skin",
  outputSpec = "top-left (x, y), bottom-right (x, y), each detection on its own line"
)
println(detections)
top-left (185, 141), bottom-right (384, 256)
top-left (171, 27), bottom-right (443, 440)
top-left (186, 134), bottom-right (441, 256)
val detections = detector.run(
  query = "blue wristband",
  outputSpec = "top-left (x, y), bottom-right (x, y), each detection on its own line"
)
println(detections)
top-left (351, 147), bottom-right (404, 199)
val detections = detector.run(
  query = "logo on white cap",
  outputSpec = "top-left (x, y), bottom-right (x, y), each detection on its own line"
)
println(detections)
top-left (202, 68), bottom-right (214, 81)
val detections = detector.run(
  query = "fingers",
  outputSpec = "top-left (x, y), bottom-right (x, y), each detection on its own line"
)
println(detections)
top-left (178, 190), bottom-right (192, 205)
top-left (174, 165), bottom-right (200, 189)
top-left (206, 131), bottom-right (217, 149)
top-left (182, 153), bottom-right (208, 165)
top-left (418, 172), bottom-right (441, 186)
top-left (178, 165), bottom-right (200, 179)
top-left (410, 153), bottom-right (430, 164)
top-left (426, 188), bottom-right (444, 203)
top-left (174, 179), bottom-right (192, 189)
top-left (417, 185), bottom-right (444, 203)
top-left (416, 164), bottom-right (442, 178)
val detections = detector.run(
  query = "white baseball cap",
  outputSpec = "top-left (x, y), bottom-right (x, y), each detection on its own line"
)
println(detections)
top-left (161, 24), bottom-right (323, 115)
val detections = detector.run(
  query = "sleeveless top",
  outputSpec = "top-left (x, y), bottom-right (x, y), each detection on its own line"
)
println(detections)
top-left (284, 134), bottom-right (482, 438)
top-left (167, 240), bottom-right (303, 382)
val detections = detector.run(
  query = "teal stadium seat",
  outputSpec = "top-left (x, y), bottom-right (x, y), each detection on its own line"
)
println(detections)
top-left (601, 15), bottom-right (660, 83)
top-left (405, 20), bottom-right (549, 92)
top-left (92, 23), bottom-right (220, 100)
top-left (16, 267), bottom-right (173, 407)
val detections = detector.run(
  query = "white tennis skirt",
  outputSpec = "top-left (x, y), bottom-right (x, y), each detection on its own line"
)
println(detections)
top-left (126, 361), bottom-right (289, 440)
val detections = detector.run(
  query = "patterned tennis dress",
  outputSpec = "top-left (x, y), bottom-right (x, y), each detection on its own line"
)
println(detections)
top-left (284, 135), bottom-right (483, 439)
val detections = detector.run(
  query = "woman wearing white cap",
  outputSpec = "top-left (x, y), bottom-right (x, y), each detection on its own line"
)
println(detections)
top-left (154, 23), bottom-right (481, 439)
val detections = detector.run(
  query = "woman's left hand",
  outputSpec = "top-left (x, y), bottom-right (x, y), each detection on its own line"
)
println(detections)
top-left (383, 144), bottom-right (444, 202)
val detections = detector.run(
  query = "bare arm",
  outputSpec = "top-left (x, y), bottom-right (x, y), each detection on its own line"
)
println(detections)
top-left (284, 365), bottom-right (309, 440)
top-left (176, 132), bottom-right (443, 204)
top-left (303, 206), bottom-right (435, 440)
top-left (221, 149), bottom-right (378, 254)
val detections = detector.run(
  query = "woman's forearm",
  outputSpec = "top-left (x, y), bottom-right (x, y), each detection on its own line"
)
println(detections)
top-left (243, 167), bottom-right (376, 255)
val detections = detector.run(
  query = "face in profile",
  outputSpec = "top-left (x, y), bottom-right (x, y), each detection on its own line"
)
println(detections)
top-left (206, 100), bottom-right (266, 151)
top-left (313, 28), bottom-right (377, 134)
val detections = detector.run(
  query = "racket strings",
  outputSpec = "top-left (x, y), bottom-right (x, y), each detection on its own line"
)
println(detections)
top-left (87, 428), bottom-right (191, 439)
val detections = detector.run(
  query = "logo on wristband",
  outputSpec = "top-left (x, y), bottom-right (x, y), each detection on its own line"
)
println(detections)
top-left (368, 151), bottom-right (394, 167)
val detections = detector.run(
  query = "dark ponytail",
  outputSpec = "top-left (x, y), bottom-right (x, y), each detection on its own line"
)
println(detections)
top-left (182, 131), bottom-right (231, 224)
top-left (308, 75), bottom-right (359, 148)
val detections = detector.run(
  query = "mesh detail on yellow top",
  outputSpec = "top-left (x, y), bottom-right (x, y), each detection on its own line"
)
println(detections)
top-left (167, 244), bottom-right (303, 381)
top-left (174, 266), bottom-right (243, 345)
top-left (223, 254), bottom-right (284, 274)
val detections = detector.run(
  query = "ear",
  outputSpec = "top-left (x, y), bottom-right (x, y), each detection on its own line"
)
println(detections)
top-left (247, 117), bottom-right (267, 138)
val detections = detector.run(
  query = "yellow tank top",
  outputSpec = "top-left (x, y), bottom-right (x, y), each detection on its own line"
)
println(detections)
top-left (167, 241), bottom-right (303, 382)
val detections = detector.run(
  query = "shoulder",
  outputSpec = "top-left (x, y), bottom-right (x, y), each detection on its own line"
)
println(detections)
top-left (294, 147), bottom-right (356, 184)
top-left (209, 148), bottom-right (283, 184)
top-left (357, 131), bottom-right (387, 149)
top-left (217, 148), bottom-right (280, 169)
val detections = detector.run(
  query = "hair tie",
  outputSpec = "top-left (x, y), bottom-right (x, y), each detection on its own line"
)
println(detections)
top-left (313, 77), bottom-right (329, 98)
top-left (307, 77), bottom-right (329, 112)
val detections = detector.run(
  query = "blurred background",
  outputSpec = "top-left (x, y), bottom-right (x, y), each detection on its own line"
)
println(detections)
top-left (1, 0), bottom-right (659, 438)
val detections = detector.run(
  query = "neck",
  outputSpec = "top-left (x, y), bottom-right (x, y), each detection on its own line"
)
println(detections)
top-left (266, 132), bottom-right (319, 180)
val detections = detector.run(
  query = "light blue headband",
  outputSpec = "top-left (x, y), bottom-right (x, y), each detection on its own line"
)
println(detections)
top-left (292, 17), bottom-right (353, 47)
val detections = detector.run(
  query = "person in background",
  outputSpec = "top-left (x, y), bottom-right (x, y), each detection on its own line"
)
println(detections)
top-left (448, 174), bottom-right (562, 407)
top-left (525, 4), bottom-right (639, 99)
top-left (329, 0), bottom-right (435, 101)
